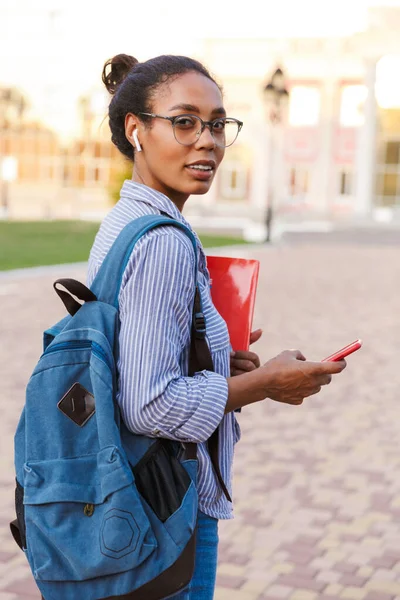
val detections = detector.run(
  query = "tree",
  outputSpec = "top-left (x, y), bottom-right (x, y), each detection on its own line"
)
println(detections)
top-left (110, 159), bottom-right (133, 204)
top-left (0, 87), bottom-right (28, 128)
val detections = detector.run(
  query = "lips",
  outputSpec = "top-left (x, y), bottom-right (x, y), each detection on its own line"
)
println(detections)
top-left (185, 160), bottom-right (216, 181)
top-left (185, 160), bottom-right (216, 171)
top-left (187, 165), bottom-right (213, 171)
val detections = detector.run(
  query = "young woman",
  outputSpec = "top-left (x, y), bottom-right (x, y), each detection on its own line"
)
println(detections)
top-left (87, 53), bottom-right (346, 600)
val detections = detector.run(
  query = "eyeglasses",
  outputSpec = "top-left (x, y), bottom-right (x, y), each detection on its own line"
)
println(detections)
top-left (138, 113), bottom-right (243, 148)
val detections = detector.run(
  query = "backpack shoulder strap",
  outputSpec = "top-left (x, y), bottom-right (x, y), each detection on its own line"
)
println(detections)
top-left (90, 214), bottom-right (198, 307)
top-left (91, 213), bottom-right (232, 503)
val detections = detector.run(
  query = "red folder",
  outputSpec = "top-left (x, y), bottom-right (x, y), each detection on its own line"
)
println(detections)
top-left (206, 256), bottom-right (260, 351)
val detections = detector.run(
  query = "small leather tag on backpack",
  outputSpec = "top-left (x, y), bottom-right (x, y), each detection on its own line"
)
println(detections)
top-left (58, 382), bottom-right (95, 427)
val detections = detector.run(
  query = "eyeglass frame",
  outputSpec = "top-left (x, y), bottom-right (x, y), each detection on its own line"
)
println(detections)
top-left (138, 112), bottom-right (243, 148)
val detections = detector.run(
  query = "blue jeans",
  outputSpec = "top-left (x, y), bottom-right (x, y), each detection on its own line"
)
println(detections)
top-left (168, 510), bottom-right (219, 600)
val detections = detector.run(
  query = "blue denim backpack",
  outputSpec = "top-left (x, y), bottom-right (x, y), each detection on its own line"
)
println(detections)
top-left (10, 215), bottom-right (230, 600)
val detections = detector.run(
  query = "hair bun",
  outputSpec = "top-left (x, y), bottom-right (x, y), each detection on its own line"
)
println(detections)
top-left (102, 54), bottom-right (139, 94)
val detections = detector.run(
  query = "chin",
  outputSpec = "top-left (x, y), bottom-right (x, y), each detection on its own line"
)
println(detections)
top-left (192, 190), bottom-right (211, 197)
top-left (190, 181), bottom-right (214, 195)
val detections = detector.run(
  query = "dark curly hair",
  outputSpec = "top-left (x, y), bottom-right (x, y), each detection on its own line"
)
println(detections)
top-left (102, 53), bottom-right (222, 161)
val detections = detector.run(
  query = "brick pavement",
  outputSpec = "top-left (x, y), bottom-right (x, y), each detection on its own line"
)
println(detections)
top-left (1, 242), bottom-right (400, 599)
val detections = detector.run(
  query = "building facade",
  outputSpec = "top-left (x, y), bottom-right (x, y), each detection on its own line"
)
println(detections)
top-left (1, 6), bottom-right (400, 225)
top-left (184, 6), bottom-right (400, 232)
top-left (0, 86), bottom-right (126, 220)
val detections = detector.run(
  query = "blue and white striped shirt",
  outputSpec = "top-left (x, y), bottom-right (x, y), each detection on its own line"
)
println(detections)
top-left (87, 180), bottom-right (240, 519)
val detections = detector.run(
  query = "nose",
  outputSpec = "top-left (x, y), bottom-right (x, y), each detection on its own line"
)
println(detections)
top-left (195, 124), bottom-right (216, 149)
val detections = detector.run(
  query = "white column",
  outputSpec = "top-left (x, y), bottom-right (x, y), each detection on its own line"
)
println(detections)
top-left (354, 59), bottom-right (378, 217)
top-left (248, 120), bottom-right (269, 213)
top-left (242, 119), bottom-right (271, 240)
top-left (318, 77), bottom-right (337, 216)
top-left (271, 121), bottom-right (285, 211)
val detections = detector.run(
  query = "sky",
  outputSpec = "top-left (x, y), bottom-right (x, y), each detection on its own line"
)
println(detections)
top-left (1, 0), bottom-right (400, 138)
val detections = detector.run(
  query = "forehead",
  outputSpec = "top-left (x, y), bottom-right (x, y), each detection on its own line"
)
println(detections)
top-left (154, 71), bottom-right (223, 114)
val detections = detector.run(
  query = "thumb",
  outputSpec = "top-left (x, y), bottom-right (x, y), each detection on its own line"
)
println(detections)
top-left (249, 329), bottom-right (263, 345)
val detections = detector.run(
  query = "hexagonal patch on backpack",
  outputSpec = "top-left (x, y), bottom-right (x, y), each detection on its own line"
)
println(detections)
top-left (100, 508), bottom-right (140, 558)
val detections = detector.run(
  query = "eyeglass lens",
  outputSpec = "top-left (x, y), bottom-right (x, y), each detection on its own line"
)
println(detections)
top-left (172, 116), bottom-right (240, 148)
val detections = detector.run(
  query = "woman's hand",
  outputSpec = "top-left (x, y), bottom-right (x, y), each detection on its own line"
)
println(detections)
top-left (225, 345), bottom-right (347, 413)
top-left (259, 350), bottom-right (346, 405)
top-left (230, 329), bottom-right (262, 376)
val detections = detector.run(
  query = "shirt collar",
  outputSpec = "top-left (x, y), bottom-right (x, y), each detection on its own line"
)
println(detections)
top-left (120, 180), bottom-right (208, 274)
top-left (121, 180), bottom-right (186, 224)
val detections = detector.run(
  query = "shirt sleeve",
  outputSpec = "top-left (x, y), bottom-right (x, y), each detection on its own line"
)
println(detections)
top-left (117, 228), bottom-right (228, 443)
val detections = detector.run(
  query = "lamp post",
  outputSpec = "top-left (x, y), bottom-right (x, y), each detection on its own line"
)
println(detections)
top-left (262, 67), bottom-right (289, 242)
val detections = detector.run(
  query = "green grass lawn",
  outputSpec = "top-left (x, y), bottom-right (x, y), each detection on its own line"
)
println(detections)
top-left (0, 221), bottom-right (249, 271)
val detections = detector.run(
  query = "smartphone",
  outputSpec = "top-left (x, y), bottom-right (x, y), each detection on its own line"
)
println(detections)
top-left (321, 339), bottom-right (363, 362)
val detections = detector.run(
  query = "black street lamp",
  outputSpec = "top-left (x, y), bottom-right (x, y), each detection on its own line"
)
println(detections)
top-left (263, 67), bottom-right (289, 242)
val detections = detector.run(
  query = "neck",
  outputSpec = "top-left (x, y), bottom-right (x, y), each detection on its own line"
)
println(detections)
top-left (131, 168), bottom-right (188, 213)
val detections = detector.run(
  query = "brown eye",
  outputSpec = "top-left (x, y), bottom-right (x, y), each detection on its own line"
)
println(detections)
top-left (174, 116), bottom-right (197, 130)
top-left (212, 119), bottom-right (226, 131)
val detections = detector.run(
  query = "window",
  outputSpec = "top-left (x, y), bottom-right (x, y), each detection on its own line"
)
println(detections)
top-left (285, 167), bottom-right (311, 207)
top-left (376, 139), bottom-right (400, 207)
top-left (339, 171), bottom-right (352, 196)
top-left (78, 164), bottom-right (86, 184)
top-left (289, 167), bottom-right (310, 195)
top-left (219, 161), bottom-right (247, 200)
top-left (385, 141), bottom-right (400, 165)
top-left (63, 161), bottom-right (76, 186)
top-left (288, 86), bottom-right (320, 127)
top-left (339, 85), bottom-right (367, 127)
top-left (376, 55), bottom-right (400, 109)
top-left (81, 159), bottom-right (109, 186)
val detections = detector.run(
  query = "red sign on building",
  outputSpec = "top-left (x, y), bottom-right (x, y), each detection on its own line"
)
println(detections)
top-left (334, 127), bottom-right (357, 164)
top-left (284, 127), bottom-right (319, 163)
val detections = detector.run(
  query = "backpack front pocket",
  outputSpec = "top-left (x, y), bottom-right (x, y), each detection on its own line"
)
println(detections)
top-left (132, 441), bottom-right (198, 549)
top-left (23, 447), bottom-right (157, 582)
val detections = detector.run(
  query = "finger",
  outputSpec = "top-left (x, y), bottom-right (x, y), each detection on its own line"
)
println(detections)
top-left (231, 359), bottom-right (257, 372)
top-left (274, 394), bottom-right (304, 405)
top-left (288, 349), bottom-right (306, 361)
top-left (233, 350), bottom-right (258, 360)
top-left (306, 385), bottom-right (322, 397)
top-left (336, 359), bottom-right (347, 371)
top-left (319, 359), bottom-right (347, 374)
top-left (249, 329), bottom-right (263, 345)
top-left (231, 369), bottom-right (246, 377)
top-left (233, 350), bottom-right (260, 365)
top-left (289, 397), bottom-right (304, 405)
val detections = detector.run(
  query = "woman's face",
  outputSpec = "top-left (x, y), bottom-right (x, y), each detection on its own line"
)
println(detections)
top-left (126, 71), bottom-right (226, 211)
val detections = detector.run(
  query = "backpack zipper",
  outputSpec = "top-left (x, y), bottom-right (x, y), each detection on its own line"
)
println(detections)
top-left (44, 341), bottom-right (113, 371)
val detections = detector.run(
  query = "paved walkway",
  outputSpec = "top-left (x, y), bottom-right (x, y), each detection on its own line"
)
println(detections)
top-left (1, 240), bottom-right (400, 599)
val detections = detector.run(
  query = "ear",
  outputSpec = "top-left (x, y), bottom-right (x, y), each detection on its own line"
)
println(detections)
top-left (125, 113), bottom-right (142, 150)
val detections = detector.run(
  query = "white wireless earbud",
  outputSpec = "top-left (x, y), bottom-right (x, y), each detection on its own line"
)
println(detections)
top-left (132, 130), bottom-right (142, 152)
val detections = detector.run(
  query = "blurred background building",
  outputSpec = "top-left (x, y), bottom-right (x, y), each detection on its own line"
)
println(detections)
top-left (1, 4), bottom-right (400, 233)
top-left (0, 84), bottom-right (126, 220)
top-left (190, 5), bottom-right (400, 236)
